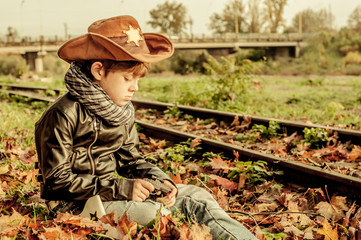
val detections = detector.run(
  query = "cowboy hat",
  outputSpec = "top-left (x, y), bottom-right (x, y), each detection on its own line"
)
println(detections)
top-left (58, 15), bottom-right (174, 63)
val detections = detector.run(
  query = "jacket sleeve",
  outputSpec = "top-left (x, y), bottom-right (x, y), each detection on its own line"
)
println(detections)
top-left (114, 121), bottom-right (175, 185)
top-left (35, 108), bottom-right (135, 201)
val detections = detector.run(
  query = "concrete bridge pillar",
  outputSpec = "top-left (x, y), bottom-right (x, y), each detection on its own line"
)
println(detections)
top-left (275, 47), bottom-right (290, 58)
top-left (22, 51), bottom-right (45, 73)
top-left (295, 45), bottom-right (300, 58)
top-left (206, 48), bottom-right (237, 59)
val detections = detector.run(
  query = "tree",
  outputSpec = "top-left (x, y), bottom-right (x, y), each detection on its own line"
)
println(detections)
top-left (208, 0), bottom-right (247, 34)
top-left (247, 0), bottom-right (264, 33)
top-left (263, 0), bottom-right (287, 33)
top-left (291, 8), bottom-right (334, 33)
top-left (348, 5), bottom-right (361, 32)
top-left (147, 0), bottom-right (188, 36)
top-left (6, 27), bottom-right (18, 43)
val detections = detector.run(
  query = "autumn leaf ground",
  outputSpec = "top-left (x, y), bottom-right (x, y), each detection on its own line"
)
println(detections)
top-left (1, 98), bottom-right (361, 239)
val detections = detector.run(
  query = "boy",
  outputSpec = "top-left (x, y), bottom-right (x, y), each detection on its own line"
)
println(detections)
top-left (35, 15), bottom-right (257, 240)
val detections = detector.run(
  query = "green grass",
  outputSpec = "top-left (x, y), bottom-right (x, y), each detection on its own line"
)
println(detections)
top-left (0, 98), bottom-right (47, 149)
top-left (1, 71), bottom-right (360, 130)
top-left (137, 74), bottom-right (361, 129)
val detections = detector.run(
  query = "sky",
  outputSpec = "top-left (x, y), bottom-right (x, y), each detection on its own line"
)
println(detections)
top-left (0, 0), bottom-right (360, 40)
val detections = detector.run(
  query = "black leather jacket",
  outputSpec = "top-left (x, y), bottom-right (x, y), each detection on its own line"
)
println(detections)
top-left (35, 93), bottom-right (172, 207)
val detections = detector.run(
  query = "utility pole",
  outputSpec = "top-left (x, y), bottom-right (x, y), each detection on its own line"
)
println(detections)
top-left (298, 12), bottom-right (302, 34)
top-left (64, 23), bottom-right (68, 40)
top-left (20, 0), bottom-right (25, 39)
top-left (234, 0), bottom-right (239, 41)
top-left (39, 0), bottom-right (44, 43)
top-left (188, 17), bottom-right (193, 40)
top-left (329, 3), bottom-right (333, 29)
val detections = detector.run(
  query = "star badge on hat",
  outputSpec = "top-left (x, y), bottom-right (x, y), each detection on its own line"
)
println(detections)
top-left (123, 25), bottom-right (143, 46)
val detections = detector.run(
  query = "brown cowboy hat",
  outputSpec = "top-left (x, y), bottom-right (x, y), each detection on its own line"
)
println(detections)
top-left (58, 15), bottom-right (174, 63)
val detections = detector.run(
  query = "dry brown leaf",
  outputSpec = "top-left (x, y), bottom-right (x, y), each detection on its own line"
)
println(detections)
top-left (298, 214), bottom-right (314, 226)
top-left (99, 212), bottom-right (124, 239)
top-left (212, 187), bottom-right (229, 210)
top-left (0, 165), bottom-right (9, 175)
top-left (209, 174), bottom-right (238, 192)
top-left (55, 212), bottom-right (104, 232)
top-left (237, 173), bottom-right (246, 191)
top-left (257, 202), bottom-right (279, 212)
top-left (209, 155), bottom-right (229, 170)
top-left (342, 201), bottom-right (356, 228)
top-left (317, 220), bottom-right (338, 240)
top-left (303, 226), bottom-right (315, 240)
top-left (315, 196), bottom-right (348, 221)
top-left (118, 213), bottom-right (138, 237)
top-left (170, 172), bottom-right (183, 184)
top-left (149, 137), bottom-right (166, 151)
top-left (346, 145), bottom-right (361, 162)
top-left (38, 225), bottom-right (69, 240)
top-left (180, 222), bottom-right (213, 240)
top-left (0, 209), bottom-right (30, 227)
top-left (0, 226), bottom-right (18, 238)
top-left (284, 225), bottom-right (304, 238)
top-left (190, 138), bottom-right (202, 149)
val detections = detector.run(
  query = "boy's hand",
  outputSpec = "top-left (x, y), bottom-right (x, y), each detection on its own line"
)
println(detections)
top-left (132, 179), bottom-right (155, 202)
top-left (156, 180), bottom-right (177, 207)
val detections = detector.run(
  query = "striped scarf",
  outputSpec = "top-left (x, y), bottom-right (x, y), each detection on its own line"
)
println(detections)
top-left (64, 62), bottom-right (134, 126)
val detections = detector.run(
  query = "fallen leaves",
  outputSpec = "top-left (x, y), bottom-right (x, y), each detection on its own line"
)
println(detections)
top-left (135, 107), bottom-right (361, 178)
top-left (2, 120), bottom-right (361, 239)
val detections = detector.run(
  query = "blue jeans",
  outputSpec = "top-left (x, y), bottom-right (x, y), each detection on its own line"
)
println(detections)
top-left (103, 184), bottom-right (257, 240)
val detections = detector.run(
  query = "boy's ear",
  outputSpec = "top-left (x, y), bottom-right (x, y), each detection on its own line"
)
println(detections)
top-left (90, 61), bottom-right (104, 81)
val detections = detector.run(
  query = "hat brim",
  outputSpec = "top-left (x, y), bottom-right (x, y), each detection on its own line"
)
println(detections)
top-left (58, 32), bottom-right (174, 63)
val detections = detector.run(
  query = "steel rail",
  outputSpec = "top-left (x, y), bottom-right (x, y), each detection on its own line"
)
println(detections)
top-left (1, 82), bottom-right (360, 144)
top-left (0, 89), bottom-right (56, 102)
top-left (131, 99), bottom-right (361, 146)
top-left (136, 120), bottom-right (361, 200)
top-left (2, 86), bottom-right (361, 199)
top-left (0, 83), bottom-right (64, 95)
top-left (0, 83), bottom-right (361, 145)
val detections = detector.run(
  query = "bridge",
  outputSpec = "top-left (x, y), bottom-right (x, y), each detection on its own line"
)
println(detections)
top-left (0, 33), bottom-right (306, 72)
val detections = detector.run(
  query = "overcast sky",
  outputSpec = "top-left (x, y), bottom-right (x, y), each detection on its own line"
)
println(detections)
top-left (1, 0), bottom-right (360, 39)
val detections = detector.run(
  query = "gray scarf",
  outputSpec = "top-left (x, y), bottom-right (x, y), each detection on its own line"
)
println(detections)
top-left (64, 62), bottom-right (134, 126)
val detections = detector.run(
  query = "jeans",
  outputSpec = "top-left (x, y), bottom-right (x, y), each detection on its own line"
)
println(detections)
top-left (103, 184), bottom-right (257, 240)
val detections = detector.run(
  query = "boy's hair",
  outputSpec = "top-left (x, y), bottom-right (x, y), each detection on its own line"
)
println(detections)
top-left (83, 60), bottom-right (150, 79)
top-left (102, 60), bottom-right (150, 78)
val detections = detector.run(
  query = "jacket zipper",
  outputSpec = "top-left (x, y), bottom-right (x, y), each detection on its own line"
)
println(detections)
top-left (88, 118), bottom-right (100, 175)
top-left (125, 123), bottom-right (129, 140)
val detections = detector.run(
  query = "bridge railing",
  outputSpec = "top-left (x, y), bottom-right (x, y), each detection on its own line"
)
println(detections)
top-left (0, 32), bottom-right (307, 47)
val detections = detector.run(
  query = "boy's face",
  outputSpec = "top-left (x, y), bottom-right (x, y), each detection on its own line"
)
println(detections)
top-left (98, 70), bottom-right (139, 107)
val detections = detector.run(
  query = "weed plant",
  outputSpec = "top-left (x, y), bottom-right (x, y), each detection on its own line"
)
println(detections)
top-left (302, 127), bottom-right (329, 149)
top-left (228, 161), bottom-right (283, 186)
top-left (138, 72), bottom-right (361, 130)
top-left (0, 99), bottom-right (46, 149)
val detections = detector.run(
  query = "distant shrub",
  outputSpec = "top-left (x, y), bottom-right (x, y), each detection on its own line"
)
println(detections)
top-left (234, 49), bottom-right (266, 63)
top-left (149, 58), bottom-right (172, 73)
top-left (343, 51), bottom-right (361, 66)
top-left (170, 50), bottom-right (210, 75)
top-left (345, 63), bottom-right (361, 75)
top-left (339, 45), bottom-right (359, 56)
top-left (43, 53), bottom-right (69, 77)
top-left (0, 55), bottom-right (28, 77)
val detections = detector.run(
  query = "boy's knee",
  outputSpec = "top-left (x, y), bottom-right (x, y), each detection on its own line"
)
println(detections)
top-left (127, 200), bottom-right (171, 226)
top-left (177, 184), bottom-right (213, 199)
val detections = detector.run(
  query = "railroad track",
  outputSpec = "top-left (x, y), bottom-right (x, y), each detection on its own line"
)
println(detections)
top-left (2, 83), bottom-right (361, 200)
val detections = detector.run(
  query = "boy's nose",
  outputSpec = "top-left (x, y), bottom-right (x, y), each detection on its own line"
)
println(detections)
top-left (129, 81), bottom-right (138, 92)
